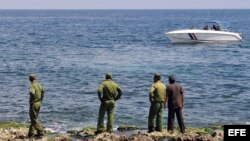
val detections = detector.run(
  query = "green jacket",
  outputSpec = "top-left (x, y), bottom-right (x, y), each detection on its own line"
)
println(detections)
top-left (29, 80), bottom-right (44, 104)
top-left (98, 79), bottom-right (122, 102)
top-left (149, 81), bottom-right (166, 103)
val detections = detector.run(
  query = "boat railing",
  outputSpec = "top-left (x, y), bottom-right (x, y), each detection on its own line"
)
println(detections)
top-left (218, 22), bottom-right (229, 31)
top-left (204, 21), bottom-right (230, 32)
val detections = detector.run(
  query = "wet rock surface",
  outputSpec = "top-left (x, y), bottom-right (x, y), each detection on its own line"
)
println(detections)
top-left (0, 122), bottom-right (224, 141)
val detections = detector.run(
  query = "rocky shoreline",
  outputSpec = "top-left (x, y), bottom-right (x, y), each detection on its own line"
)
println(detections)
top-left (0, 121), bottom-right (224, 141)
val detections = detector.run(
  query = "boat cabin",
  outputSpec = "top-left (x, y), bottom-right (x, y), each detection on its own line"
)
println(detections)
top-left (203, 21), bottom-right (228, 31)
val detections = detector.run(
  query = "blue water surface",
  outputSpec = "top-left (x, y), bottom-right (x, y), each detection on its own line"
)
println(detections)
top-left (0, 10), bottom-right (250, 132)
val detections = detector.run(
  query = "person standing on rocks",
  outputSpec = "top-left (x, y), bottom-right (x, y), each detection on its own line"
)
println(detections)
top-left (148, 73), bottom-right (166, 133)
top-left (28, 74), bottom-right (45, 137)
top-left (96, 73), bottom-right (122, 134)
top-left (166, 75), bottom-right (185, 133)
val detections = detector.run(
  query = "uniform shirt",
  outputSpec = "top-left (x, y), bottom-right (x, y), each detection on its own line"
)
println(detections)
top-left (98, 79), bottom-right (122, 101)
top-left (29, 80), bottom-right (44, 103)
top-left (167, 83), bottom-right (184, 109)
top-left (149, 81), bottom-right (166, 102)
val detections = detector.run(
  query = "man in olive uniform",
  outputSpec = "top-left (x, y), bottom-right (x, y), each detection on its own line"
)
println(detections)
top-left (166, 75), bottom-right (185, 133)
top-left (148, 73), bottom-right (166, 133)
top-left (96, 73), bottom-right (122, 134)
top-left (28, 74), bottom-right (45, 137)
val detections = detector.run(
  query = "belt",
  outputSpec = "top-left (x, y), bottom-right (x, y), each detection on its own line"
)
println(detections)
top-left (33, 99), bottom-right (41, 103)
top-left (101, 99), bottom-right (115, 102)
top-left (153, 101), bottom-right (164, 103)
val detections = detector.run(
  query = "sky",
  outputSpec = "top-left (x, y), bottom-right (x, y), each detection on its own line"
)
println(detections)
top-left (0, 0), bottom-right (249, 9)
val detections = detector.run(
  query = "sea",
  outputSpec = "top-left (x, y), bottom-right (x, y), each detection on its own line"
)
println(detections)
top-left (0, 10), bottom-right (250, 132)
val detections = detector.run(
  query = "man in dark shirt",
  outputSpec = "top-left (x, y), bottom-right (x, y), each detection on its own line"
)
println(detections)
top-left (166, 75), bottom-right (185, 133)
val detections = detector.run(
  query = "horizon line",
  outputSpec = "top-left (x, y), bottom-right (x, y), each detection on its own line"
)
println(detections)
top-left (0, 8), bottom-right (249, 10)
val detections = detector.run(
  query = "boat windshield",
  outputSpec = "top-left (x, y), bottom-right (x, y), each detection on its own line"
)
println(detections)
top-left (203, 21), bottom-right (229, 31)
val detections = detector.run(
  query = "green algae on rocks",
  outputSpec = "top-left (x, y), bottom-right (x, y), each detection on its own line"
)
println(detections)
top-left (0, 121), bottom-right (28, 128)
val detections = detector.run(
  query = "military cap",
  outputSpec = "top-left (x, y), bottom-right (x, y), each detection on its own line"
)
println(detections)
top-left (106, 72), bottom-right (112, 79)
top-left (154, 73), bottom-right (161, 77)
top-left (154, 73), bottom-right (161, 80)
top-left (29, 73), bottom-right (36, 81)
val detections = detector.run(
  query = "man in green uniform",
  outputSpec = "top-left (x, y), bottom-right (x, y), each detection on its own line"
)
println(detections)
top-left (148, 73), bottom-right (166, 133)
top-left (96, 73), bottom-right (122, 134)
top-left (28, 74), bottom-right (45, 137)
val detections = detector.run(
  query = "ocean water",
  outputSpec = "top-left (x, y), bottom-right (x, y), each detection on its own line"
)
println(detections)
top-left (0, 10), bottom-right (250, 132)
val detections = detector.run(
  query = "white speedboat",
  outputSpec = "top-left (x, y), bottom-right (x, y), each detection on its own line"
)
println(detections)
top-left (165, 21), bottom-right (242, 43)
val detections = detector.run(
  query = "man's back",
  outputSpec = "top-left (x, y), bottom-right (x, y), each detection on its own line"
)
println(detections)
top-left (98, 80), bottom-right (122, 101)
top-left (150, 82), bottom-right (166, 102)
top-left (29, 81), bottom-right (44, 103)
top-left (167, 83), bottom-right (184, 109)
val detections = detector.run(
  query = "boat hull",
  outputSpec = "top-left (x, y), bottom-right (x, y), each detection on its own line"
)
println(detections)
top-left (165, 29), bottom-right (242, 43)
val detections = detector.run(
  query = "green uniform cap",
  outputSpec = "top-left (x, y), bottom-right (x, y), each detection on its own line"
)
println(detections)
top-left (154, 73), bottom-right (161, 77)
top-left (154, 73), bottom-right (161, 80)
top-left (29, 73), bottom-right (36, 80)
top-left (106, 73), bottom-right (112, 79)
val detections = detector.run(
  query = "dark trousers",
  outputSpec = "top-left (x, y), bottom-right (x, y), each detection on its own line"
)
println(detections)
top-left (167, 108), bottom-right (185, 133)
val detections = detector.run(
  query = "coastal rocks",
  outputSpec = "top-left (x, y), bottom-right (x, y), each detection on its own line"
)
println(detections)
top-left (89, 133), bottom-right (154, 141)
top-left (0, 127), bottom-right (73, 141)
top-left (82, 129), bottom-right (221, 141)
top-left (0, 121), bottom-right (72, 141)
top-left (129, 134), bottom-right (154, 141)
top-left (141, 129), bottom-right (222, 141)
top-left (92, 133), bottom-right (127, 141)
top-left (0, 122), bottom-right (224, 141)
top-left (0, 127), bottom-right (29, 141)
top-left (53, 134), bottom-right (72, 141)
top-left (147, 131), bottom-right (169, 141)
top-left (212, 130), bottom-right (224, 141)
